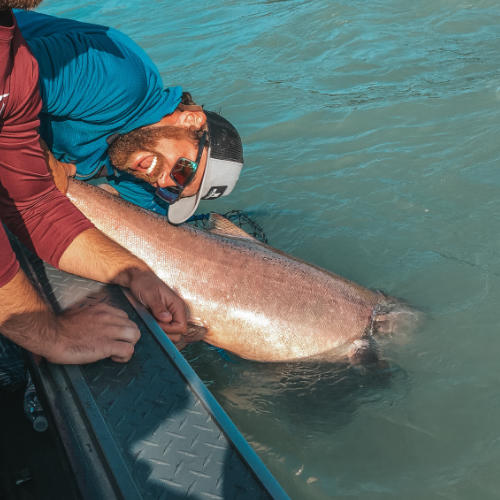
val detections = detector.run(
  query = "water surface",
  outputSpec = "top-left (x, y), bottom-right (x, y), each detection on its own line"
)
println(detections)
top-left (37, 1), bottom-right (500, 498)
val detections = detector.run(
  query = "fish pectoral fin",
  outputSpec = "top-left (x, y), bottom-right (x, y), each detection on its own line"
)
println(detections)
top-left (347, 339), bottom-right (379, 365)
top-left (185, 320), bottom-right (208, 342)
top-left (207, 213), bottom-right (259, 242)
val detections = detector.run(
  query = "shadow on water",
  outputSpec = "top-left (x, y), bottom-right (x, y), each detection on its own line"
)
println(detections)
top-left (184, 344), bottom-right (412, 498)
top-left (185, 344), bottom-right (410, 438)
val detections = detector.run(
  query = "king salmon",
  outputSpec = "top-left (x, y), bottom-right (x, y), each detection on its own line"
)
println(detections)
top-left (67, 179), bottom-right (416, 363)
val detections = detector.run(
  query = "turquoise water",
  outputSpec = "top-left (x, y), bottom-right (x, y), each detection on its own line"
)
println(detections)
top-left (37, 1), bottom-right (500, 498)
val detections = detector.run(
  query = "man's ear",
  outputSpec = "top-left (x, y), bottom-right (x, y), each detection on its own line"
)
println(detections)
top-left (158, 110), bottom-right (207, 128)
top-left (176, 110), bottom-right (207, 129)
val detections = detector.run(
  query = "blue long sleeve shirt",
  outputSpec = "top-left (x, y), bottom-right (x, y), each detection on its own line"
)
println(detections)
top-left (15, 10), bottom-right (182, 214)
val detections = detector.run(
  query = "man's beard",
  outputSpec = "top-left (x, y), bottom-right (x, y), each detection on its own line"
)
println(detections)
top-left (0, 0), bottom-right (43, 8)
top-left (108, 124), bottom-right (202, 184)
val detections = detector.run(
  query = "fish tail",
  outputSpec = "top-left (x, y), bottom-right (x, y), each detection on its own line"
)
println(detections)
top-left (368, 291), bottom-right (422, 337)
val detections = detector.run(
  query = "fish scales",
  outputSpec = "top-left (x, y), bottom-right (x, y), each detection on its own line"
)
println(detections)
top-left (67, 180), bottom-right (386, 362)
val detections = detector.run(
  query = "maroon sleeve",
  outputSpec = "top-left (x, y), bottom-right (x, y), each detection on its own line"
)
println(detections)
top-left (0, 223), bottom-right (19, 287)
top-left (0, 16), bottom-right (93, 285)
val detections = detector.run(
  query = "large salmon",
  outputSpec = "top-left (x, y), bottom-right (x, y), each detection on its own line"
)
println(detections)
top-left (67, 179), bottom-right (416, 363)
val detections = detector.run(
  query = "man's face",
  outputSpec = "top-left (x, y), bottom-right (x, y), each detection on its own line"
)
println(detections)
top-left (108, 124), bottom-right (208, 198)
top-left (0, 0), bottom-right (43, 8)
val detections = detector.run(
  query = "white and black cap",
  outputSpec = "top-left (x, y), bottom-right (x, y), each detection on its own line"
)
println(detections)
top-left (167, 111), bottom-right (244, 224)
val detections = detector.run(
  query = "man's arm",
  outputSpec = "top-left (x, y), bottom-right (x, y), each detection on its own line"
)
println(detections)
top-left (0, 267), bottom-right (141, 364)
top-left (41, 144), bottom-right (187, 338)
top-left (0, 20), bottom-right (187, 364)
top-left (59, 228), bottom-right (187, 338)
top-left (0, 223), bottom-right (140, 364)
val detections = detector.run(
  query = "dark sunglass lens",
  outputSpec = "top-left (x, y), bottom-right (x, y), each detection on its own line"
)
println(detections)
top-left (156, 186), bottom-right (181, 204)
top-left (171, 159), bottom-right (196, 186)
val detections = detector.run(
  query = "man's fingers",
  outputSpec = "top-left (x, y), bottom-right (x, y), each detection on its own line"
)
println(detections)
top-left (113, 322), bottom-right (141, 344)
top-left (69, 303), bottom-right (141, 343)
top-left (100, 315), bottom-right (141, 344)
top-left (128, 270), bottom-right (189, 337)
top-left (159, 319), bottom-right (188, 335)
top-left (53, 302), bottom-right (141, 365)
top-left (109, 341), bottom-right (135, 363)
top-left (155, 310), bottom-right (173, 323)
top-left (164, 294), bottom-right (188, 330)
top-left (63, 161), bottom-right (77, 177)
top-left (148, 290), bottom-right (187, 333)
top-left (148, 294), bottom-right (176, 323)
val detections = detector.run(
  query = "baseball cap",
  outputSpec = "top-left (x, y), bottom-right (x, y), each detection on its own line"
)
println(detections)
top-left (167, 111), bottom-right (244, 224)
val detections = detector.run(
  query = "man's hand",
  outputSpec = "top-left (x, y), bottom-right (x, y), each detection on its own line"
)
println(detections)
top-left (59, 226), bottom-right (189, 346)
top-left (40, 138), bottom-right (76, 194)
top-left (48, 302), bottom-right (141, 364)
top-left (0, 269), bottom-right (141, 364)
top-left (127, 269), bottom-right (188, 344)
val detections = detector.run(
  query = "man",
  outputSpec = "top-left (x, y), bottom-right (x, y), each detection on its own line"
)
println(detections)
top-left (15, 10), bottom-right (244, 225)
top-left (0, 1), bottom-right (187, 388)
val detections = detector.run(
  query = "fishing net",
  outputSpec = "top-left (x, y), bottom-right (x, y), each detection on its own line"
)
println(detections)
top-left (187, 210), bottom-right (268, 244)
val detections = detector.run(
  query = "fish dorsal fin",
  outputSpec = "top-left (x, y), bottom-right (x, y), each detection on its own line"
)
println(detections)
top-left (206, 213), bottom-right (259, 242)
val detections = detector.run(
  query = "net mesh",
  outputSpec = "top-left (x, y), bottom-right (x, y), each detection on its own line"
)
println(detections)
top-left (187, 210), bottom-right (268, 244)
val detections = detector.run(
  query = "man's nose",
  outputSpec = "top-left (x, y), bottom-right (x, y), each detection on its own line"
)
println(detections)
top-left (156, 169), bottom-right (172, 188)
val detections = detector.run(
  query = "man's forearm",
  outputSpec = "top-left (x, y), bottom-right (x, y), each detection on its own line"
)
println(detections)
top-left (58, 227), bottom-right (188, 338)
top-left (0, 265), bottom-right (143, 364)
top-left (58, 227), bottom-right (151, 288)
top-left (0, 268), bottom-right (57, 357)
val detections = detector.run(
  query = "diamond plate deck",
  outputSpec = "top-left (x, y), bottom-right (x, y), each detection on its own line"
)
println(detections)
top-left (14, 241), bottom-right (289, 500)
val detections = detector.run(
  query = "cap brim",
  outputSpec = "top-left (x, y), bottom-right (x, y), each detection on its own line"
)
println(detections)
top-left (166, 110), bottom-right (243, 225)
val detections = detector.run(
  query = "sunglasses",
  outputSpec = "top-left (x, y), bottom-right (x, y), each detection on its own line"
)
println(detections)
top-left (155, 131), bottom-right (208, 205)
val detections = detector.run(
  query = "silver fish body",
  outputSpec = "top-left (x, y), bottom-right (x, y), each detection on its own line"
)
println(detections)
top-left (67, 180), bottom-right (407, 362)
